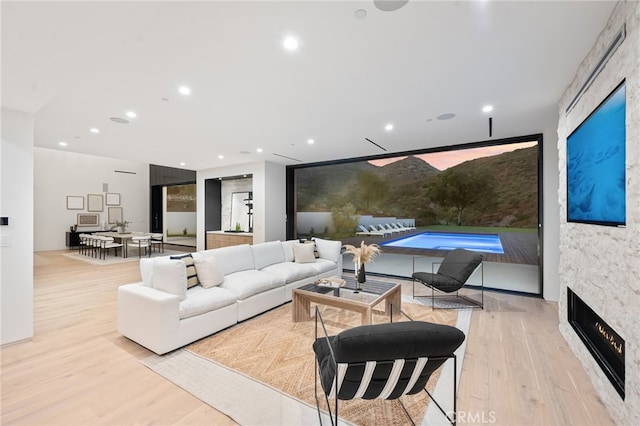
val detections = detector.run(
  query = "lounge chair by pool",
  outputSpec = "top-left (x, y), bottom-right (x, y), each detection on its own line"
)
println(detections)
top-left (356, 225), bottom-right (386, 237)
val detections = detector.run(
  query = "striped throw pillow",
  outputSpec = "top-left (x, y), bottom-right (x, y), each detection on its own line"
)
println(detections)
top-left (170, 254), bottom-right (200, 288)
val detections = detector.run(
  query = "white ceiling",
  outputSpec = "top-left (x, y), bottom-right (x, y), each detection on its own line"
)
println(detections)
top-left (1, 1), bottom-right (616, 170)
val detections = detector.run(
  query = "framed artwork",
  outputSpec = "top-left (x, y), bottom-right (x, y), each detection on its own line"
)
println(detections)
top-left (105, 193), bottom-right (121, 206)
top-left (66, 196), bottom-right (84, 210)
top-left (77, 213), bottom-right (100, 227)
top-left (108, 207), bottom-right (123, 224)
top-left (87, 194), bottom-right (104, 212)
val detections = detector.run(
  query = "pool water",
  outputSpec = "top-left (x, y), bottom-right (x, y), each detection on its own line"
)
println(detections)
top-left (381, 232), bottom-right (504, 254)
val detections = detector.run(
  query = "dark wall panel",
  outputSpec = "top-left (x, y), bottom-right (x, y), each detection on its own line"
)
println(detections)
top-left (150, 164), bottom-right (196, 186)
top-left (205, 179), bottom-right (222, 248)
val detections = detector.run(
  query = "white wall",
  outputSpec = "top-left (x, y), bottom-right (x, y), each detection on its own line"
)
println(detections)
top-left (542, 123), bottom-right (561, 301)
top-left (34, 148), bottom-right (150, 251)
top-left (197, 161), bottom-right (286, 250)
top-left (558, 2), bottom-right (639, 423)
top-left (165, 212), bottom-right (196, 236)
top-left (263, 161), bottom-right (286, 242)
top-left (1, 109), bottom-right (34, 344)
top-left (297, 212), bottom-right (335, 235)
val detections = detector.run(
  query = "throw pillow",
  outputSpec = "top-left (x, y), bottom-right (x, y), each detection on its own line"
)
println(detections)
top-left (152, 259), bottom-right (188, 300)
top-left (193, 255), bottom-right (225, 288)
top-left (313, 238), bottom-right (342, 263)
top-left (302, 239), bottom-right (320, 258)
top-left (170, 253), bottom-right (200, 288)
top-left (294, 243), bottom-right (316, 263)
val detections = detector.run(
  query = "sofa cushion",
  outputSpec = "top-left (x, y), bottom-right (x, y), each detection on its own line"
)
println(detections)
top-left (251, 241), bottom-right (286, 270)
top-left (205, 244), bottom-right (255, 276)
top-left (152, 258), bottom-right (188, 300)
top-left (170, 253), bottom-right (199, 289)
top-left (281, 240), bottom-right (299, 262)
top-left (314, 238), bottom-right (342, 263)
top-left (306, 258), bottom-right (338, 275)
top-left (294, 243), bottom-right (316, 263)
top-left (140, 258), bottom-right (154, 287)
top-left (220, 270), bottom-right (282, 300)
top-left (193, 255), bottom-right (225, 288)
top-left (179, 286), bottom-right (238, 319)
top-left (140, 255), bottom-right (173, 287)
top-left (261, 262), bottom-right (317, 283)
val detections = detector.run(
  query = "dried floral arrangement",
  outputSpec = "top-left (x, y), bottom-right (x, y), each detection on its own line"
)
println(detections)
top-left (343, 241), bottom-right (381, 265)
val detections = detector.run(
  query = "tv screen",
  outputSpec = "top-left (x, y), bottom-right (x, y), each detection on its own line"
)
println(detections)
top-left (567, 81), bottom-right (626, 226)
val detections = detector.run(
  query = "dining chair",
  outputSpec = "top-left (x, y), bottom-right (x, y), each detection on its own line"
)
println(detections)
top-left (150, 233), bottom-right (164, 253)
top-left (100, 236), bottom-right (124, 259)
top-left (88, 235), bottom-right (101, 258)
top-left (78, 234), bottom-right (91, 255)
top-left (127, 235), bottom-right (151, 258)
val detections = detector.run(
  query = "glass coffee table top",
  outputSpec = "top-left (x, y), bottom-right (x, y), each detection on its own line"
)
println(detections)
top-left (297, 276), bottom-right (398, 304)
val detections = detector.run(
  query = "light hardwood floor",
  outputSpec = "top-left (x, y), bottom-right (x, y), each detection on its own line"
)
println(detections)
top-left (1, 251), bottom-right (613, 425)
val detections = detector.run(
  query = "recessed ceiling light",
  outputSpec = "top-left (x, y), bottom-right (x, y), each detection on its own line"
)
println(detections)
top-left (354, 9), bottom-right (367, 19)
top-left (218, 155), bottom-right (224, 159)
top-left (256, 148), bottom-right (263, 153)
top-left (178, 86), bottom-right (191, 95)
top-left (384, 123), bottom-right (394, 131)
top-left (90, 128), bottom-right (100, 133)
top-left (180, 162), bottom-right (186, 166)
top-left (437, 113), bottom-right (456, 120)
top-left (126, 111), bottom-right (137, 118)
top-left (482, 105), bottom-right (493, 113)
top-left (58, 141), bottom-right (67, 147)
top-left (307, 139), bottom-right (314, 145)
top-left (283, 36), bottom-right (299, 51)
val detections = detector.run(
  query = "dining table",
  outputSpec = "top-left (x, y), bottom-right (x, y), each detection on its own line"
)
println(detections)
top-left (94, 231), bottom-right (152, 258)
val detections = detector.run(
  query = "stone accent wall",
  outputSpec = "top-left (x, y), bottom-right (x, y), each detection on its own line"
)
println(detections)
top-left (557, 2), bottom-right (640, 424)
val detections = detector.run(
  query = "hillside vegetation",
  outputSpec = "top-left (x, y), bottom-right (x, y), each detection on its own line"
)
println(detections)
top-left (296, 146), bottom-right (538, 228)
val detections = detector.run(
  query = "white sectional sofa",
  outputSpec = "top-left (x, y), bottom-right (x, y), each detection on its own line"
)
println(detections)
top-left (117, 238), bottom-right (342, 355)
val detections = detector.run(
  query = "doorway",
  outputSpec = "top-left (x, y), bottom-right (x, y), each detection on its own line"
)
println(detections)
top-left (151, 183), bottom-right (197, 248)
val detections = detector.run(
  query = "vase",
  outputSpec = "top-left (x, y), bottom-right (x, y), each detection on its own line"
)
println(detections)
top-left (357, 262), bottom-right (366, 284)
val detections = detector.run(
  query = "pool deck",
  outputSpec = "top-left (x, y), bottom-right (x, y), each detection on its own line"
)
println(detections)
top-left (341, 229), bottom-right (539, 265)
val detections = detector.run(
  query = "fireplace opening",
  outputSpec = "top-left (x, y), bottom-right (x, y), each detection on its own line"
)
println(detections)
top-left (567, 287), bottom-right (625, 399)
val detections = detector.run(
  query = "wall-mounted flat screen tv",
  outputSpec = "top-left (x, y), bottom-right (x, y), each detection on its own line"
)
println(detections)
top-left (567, 81), bottom-right (626, 226)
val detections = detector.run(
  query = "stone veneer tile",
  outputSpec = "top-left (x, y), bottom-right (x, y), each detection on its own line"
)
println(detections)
top-left (557, 2), bottom-right (640, 424)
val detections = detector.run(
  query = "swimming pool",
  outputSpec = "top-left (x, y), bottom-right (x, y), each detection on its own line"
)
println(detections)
top-left (381, 232), bottom-right (504, 254)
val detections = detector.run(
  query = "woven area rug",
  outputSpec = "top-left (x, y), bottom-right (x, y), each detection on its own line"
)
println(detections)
top-left (185, 299), bottom-right (458, 425)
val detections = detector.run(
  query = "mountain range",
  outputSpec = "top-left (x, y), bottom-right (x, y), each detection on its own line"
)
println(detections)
top-left (296, 146), bottom-right (538, 228)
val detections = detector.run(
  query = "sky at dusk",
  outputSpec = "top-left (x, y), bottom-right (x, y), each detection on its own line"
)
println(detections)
top-left (368, 141), bottom-right (537, 170)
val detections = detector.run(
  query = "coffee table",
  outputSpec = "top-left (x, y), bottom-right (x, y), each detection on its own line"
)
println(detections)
top-left (292, 277), bottom-right (401, 325)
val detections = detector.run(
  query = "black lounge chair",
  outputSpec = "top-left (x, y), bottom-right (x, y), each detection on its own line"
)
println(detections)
top-left (412, 248), bottom-right (484, 309)
top-left (313, 307), bottom-right (465, 425)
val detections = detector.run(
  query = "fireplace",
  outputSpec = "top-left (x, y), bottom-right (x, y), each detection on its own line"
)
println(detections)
top-left (567, 288), bottom-right (625, 399)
